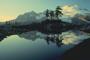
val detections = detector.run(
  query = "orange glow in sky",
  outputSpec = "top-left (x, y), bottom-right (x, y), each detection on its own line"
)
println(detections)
top-left (0, 16), bottom-right (15, 22)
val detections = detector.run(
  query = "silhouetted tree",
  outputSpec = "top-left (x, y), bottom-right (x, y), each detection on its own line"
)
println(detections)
top-left (46, 9), bottom-right (50, 19)
top-left (55, 6), bottom-right (63, 19)
top-left (50, 11), bottom-right (55, 20)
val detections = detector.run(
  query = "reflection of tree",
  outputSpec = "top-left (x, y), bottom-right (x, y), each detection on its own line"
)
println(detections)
top-left (19, 31), bottom-right (64, 47)
top-left (45, 34), bottom-right (63, 47)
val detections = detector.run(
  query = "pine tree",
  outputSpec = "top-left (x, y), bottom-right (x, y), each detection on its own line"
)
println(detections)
top-left (46, 9), bottom-right (50, 19)
top-left (55, 6), bottom-right (63, 20)
top-left (50, 11), bottom-right (54, 20)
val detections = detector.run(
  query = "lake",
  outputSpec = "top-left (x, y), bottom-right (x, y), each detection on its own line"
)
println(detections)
top-left (0, 31), bottom-right (89, 60)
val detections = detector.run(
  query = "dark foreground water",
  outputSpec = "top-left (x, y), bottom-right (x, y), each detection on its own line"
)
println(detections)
top-left (0, 31), bottom-right (90, 60)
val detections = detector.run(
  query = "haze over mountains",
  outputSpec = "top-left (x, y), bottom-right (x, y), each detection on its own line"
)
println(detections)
top-left (0, 6), bottom-right (90, 46)
top-left (9, 11), bottom-right (46, 25)
top-left (6, 10), bottom-right (90, 26)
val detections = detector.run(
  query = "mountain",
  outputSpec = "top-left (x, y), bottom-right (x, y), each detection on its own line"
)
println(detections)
top-left (6, 10), bottom-right (90, 26)
top-left (85, 13), bottom-right (90, 21)
top-left (71, 14), bottom-right (87, 25)
top-left (8, 10), bottom-right (72, 26)
top-left (71, 13), bottom-right (90, 25)
top-left (9, 11), bottom-right (46, 25)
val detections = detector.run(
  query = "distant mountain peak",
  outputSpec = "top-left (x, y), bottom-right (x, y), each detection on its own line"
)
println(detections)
top-left (9, 11), bottom-right (46, 25)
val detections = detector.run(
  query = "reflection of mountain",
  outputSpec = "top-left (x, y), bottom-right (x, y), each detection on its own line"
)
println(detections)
top-left (18, 31), bottom-right (46, 40)
top-left (61, 38), bottom-right (90, 60)
top-left (18, 30), bottom-right (90, 47)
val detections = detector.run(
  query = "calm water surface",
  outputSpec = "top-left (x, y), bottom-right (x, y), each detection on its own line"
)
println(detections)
top-left (0, 31), bottom-right (89, 60)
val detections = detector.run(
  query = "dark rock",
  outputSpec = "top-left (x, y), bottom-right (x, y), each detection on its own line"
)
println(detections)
top-left (61, 38), bottom-right (90, 60)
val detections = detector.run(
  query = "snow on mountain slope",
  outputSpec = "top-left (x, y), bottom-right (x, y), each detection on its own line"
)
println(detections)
top-left (10, 11), bottom-right (46, 25)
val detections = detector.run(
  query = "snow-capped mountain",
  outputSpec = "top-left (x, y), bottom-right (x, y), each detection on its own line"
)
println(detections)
top-left (8, 10), bottom-right (90, 26)
top-left (71, 13), bottom-right (90, 25)
top-left (10, 11), bottom-right (46, 25)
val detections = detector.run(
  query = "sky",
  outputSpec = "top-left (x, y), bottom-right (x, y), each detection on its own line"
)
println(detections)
top-left (0, 0), bottom-right (90, 22)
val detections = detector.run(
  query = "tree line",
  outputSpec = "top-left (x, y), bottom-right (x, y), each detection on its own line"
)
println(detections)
top-left (45, 6), bottom-right (63, 20)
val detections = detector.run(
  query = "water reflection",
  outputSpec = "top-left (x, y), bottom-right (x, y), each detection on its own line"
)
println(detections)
top-left (0, 35), bottom-right (73, 60)
top-left (0, 30), bottom-right (90, 47)
top-left (45, 34), bottom-right (63, 47)
top-left (18, 30), bottom-right (90, 47)
top-left (0, 30), bottom-right (90, 60)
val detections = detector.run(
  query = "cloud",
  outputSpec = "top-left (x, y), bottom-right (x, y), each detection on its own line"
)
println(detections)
top-left (61, 31), bottom-right (90, 45)
top-left (62, 5), bottom-right (80, 17)
top-left (61, 31), bottom-right (79, 45)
